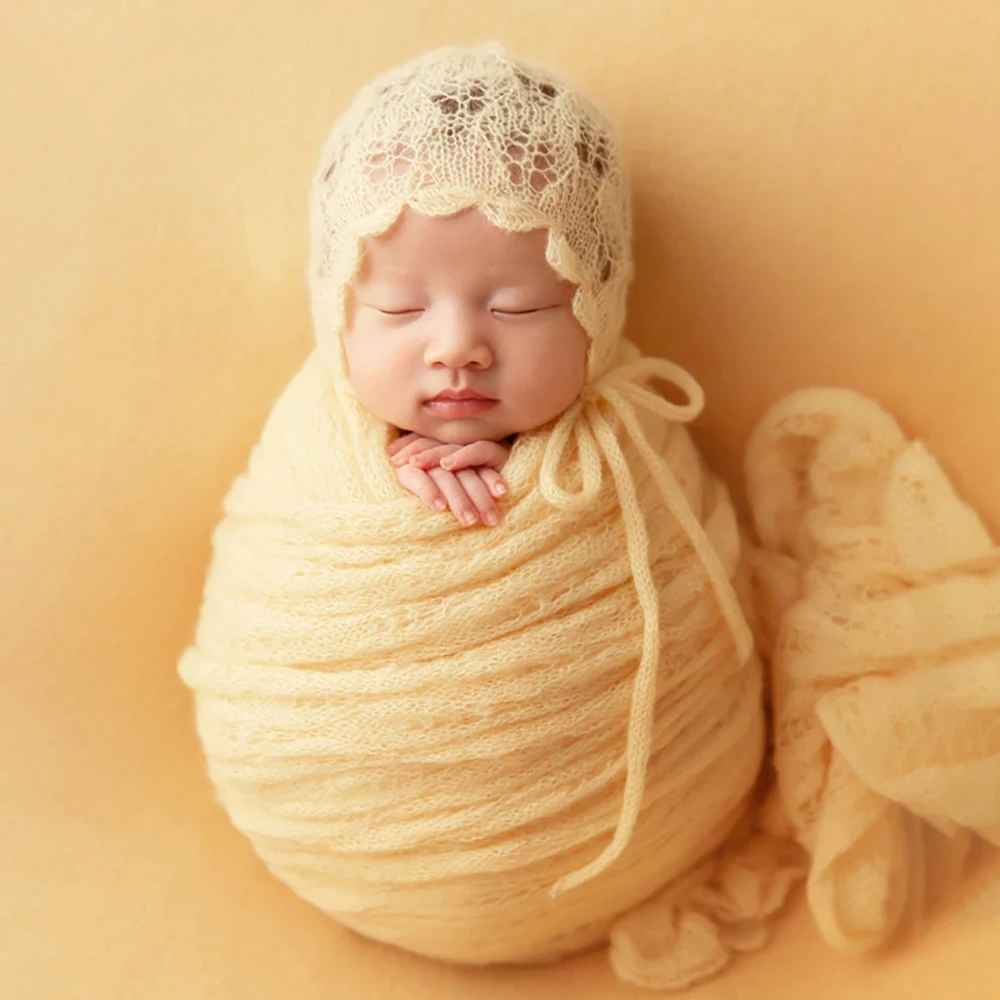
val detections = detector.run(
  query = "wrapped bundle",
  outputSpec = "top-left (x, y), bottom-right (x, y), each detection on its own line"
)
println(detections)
top-left (179, 43), bottom-right (1000, 989)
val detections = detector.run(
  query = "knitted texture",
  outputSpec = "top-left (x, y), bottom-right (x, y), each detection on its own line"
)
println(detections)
top-left (178, 346), bottom-right (800, 987)
top-left (308, 42), bottom-right (633, 390)
top-left (746, 388), bottom-right (1000, 952)
top-left (178, 43), bottom-right (1000, 990)
top-left (301, 41), bottom-right (763, 901)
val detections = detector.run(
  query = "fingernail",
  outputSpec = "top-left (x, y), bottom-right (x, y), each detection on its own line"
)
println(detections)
top-left (462, 512), bottom-right (478, 525)
top-left (484, 512), bottom-right (499, 526)
top-left (493, 484), bottom-right (507, 496)
top-left (440, 459), bottom-right (454, 469)
top-left (434, 499), bottom-right (447, 511)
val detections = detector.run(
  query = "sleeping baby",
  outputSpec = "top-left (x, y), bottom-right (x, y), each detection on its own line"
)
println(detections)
top-left (180, 41), bottom-right (1000, 993)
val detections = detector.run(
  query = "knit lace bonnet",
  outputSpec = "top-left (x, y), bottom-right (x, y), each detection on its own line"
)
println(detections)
top-left (306, 42), bottom-right (754, 893)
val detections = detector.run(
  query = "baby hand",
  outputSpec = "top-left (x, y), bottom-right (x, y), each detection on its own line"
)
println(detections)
top-left (388, 433), bottom-right (510, 527)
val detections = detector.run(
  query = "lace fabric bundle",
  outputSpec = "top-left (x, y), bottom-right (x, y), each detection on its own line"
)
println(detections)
top-left (747, 388), bottom-right (1000, 951)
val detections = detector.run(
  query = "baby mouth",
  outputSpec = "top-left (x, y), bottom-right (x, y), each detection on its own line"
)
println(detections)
top-left (424, 389), bottom-right (499, 417)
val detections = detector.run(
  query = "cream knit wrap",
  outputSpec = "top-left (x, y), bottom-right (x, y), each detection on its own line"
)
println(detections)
top-left (179, 43), bottom-right (1000, 990)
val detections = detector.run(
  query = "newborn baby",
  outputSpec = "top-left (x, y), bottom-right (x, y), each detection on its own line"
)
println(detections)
top-left (347, 195), bottom-right (587, 527)
top-left (183, 41), bottom-right (781, 987)
top-left (180, 40), bottom-right (1000, 993)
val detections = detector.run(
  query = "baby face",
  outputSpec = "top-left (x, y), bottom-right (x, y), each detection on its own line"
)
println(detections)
top-left (343, 207), bottom-right (589, 445)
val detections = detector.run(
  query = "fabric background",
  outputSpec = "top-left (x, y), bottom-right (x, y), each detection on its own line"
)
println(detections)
top-left (3, 1), bottom-right (999, 996)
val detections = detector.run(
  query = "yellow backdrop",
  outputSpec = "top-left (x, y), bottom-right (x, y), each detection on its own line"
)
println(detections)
top-left (3, 2), bottom-right (999, 997)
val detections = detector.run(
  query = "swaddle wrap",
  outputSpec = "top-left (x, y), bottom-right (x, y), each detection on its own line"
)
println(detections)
top-left (178, 43), bottom-right (801, 989)
top-left (179, 42), bottom-right (1000, 990)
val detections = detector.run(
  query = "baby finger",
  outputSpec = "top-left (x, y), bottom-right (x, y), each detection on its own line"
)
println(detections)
top-left (408, 444), bottom-right (460, 468)
top-left (428, 468), bottom-right (480, 526)
top-left (455, 469), bottom-right (501, 526)
top-left (478, 468), bottom-right (508, 500)
top-left (387, 432), bottom-right (421, 456)
top-left (395, 465), bottom-right (448, 512)
top-left (390, 436), bottom-right (440, 466)
top-left (439, 439), bottom-right (509, 472)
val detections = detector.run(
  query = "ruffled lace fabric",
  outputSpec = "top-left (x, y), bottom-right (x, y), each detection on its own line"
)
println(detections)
top-left (746, 387), bottom-right (1000, 952)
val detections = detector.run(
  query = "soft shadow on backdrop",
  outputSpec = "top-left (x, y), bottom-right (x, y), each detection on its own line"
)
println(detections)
top-left (3, 2), bottom-right (999, 998)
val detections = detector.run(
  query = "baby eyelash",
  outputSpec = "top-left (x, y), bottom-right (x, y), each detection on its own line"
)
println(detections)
top-left (492, 306), bottom-right (559, 316)
top-left (374, 306), bottom-right (553, 317)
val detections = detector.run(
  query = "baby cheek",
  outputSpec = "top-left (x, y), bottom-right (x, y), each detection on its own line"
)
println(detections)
top-left (542, 335), bottom-right (587, 392)
top-left (342, 336), bottom-right (381, 395)
top-left (558, 355), bottom-right (588, 414)
top-left (345, 333), bottom-right (390, 380)
top-left (359, 339), bottom-right (428, 417)
top-left (341, 330), bottom-right (368, 378)
top-left (510, 344), bottom-right (585, 425)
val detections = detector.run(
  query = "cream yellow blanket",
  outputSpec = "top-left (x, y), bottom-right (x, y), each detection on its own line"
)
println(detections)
top-left (178, 346), bottom-right (1000, 990)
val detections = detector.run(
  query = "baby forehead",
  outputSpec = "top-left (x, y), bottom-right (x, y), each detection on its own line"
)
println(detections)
top-left (355, 208), bottom-right (566, 285)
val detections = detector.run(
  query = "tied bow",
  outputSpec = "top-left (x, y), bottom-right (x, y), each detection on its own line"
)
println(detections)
top-left (542, 356), bottom-right (756, 895)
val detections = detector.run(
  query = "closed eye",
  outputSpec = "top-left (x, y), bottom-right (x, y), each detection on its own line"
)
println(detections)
top-left (491, 306), bottom-right (557, 316)
top-left (376, 307), bottom-right (424, 316)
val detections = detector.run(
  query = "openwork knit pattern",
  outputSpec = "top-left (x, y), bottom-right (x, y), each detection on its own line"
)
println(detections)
top-left (308, 42), bottom-right (632, 391)
top-left (746, 388), bottom-right (1000, 953)
top-left (179, 43), bottom-right (1000, 990)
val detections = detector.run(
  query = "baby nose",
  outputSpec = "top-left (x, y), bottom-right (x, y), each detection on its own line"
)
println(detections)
top-left (423, 308), bottom-right (493, 370)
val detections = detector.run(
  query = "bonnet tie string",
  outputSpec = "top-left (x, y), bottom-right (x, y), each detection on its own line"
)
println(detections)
top-left (540, 357), bottom-right (756, 896)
